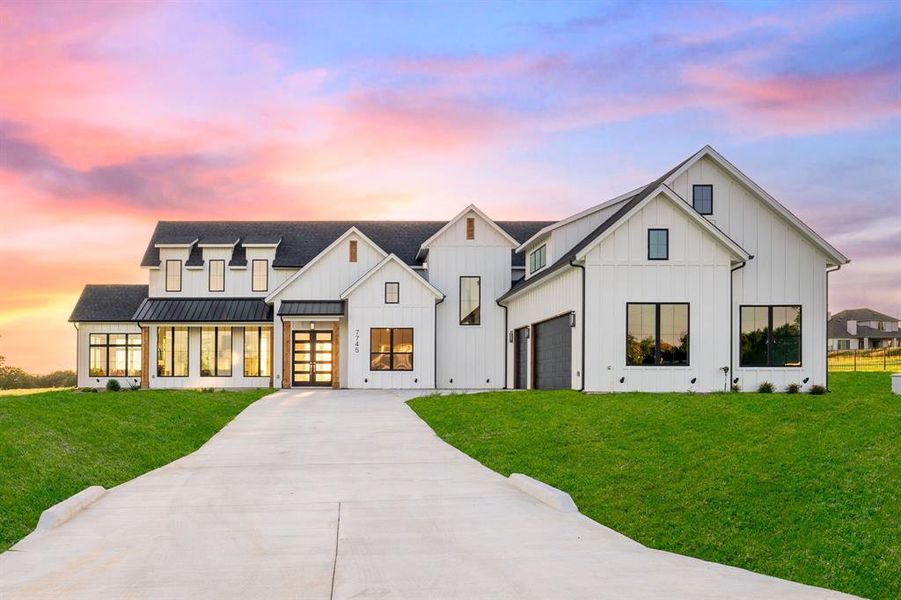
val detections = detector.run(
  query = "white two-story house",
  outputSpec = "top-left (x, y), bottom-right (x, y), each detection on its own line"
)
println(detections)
top-left (70, 146), bottom-right (849, 392)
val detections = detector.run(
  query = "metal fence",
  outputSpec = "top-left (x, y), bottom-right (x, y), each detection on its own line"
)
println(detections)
top-left (827, 348), bottom-right (901, 371)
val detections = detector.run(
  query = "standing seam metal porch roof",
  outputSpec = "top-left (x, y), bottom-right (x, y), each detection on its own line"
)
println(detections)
top-left (132, 298), bottom-right (273, 322)
top-left (278, 301), bottom-right (345, 316)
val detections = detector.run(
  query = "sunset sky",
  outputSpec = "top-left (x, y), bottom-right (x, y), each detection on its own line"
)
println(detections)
top-left (1, 0), bottom-right (899, 373)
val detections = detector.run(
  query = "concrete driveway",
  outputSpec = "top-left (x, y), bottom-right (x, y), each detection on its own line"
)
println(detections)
top-left (2, 389), bottom-right (852, 599)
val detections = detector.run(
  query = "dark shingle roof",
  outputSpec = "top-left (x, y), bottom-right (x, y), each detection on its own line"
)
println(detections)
top-left (278, 300), bottom-right (346, 316)
top-left (185, 244), bottom-right (204, 267)
top-left (141, 221), bottom-right (552, 269)
top-left (132, 298), bottom-right (272, 322)
top-left (69, 285), bottom-right (149, 322)
top-left (828, 308), bottom-right (901, 339)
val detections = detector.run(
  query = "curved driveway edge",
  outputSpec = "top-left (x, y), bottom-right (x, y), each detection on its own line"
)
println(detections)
top-left (1, 389), bottom-right (856, 599)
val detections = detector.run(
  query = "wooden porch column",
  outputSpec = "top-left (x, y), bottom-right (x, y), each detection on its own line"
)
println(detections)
top-left (332, 321), bottom-right (340, 389)
top-left (281, 321), bottom-right (291, 389)
top-left (141, 326), bottom-right (150, 389)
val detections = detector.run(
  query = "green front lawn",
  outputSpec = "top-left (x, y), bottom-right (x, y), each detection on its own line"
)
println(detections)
top-left (409, 373), bottom-right (899, 599)
top-left (0, 388), bottom-right (272, 551)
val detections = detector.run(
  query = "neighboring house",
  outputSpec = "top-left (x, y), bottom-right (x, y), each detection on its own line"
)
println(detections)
top-left (827, 308), bottom-right (901, 350)
top-left (70, 145), bottom-right (849, 392)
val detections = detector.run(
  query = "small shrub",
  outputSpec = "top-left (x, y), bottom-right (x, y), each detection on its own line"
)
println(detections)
top-left (809, 384), bottom-right (827, 395)
top-left (79, 387), bottom-right (97, 393)
top-left (105, 379), bottom-right (121, 392)
top-left (786, 383), bottom-right (800, 394)
top-left (731, 384), bottom-right (741, 393)
top-left (200, 387), bottom-right (215, 393)
top-left (129, 382), bottom-right (141, 391)
top-left (757, 381), bottom-right (774, 393)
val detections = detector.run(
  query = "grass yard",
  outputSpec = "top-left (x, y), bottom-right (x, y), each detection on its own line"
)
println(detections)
top-left (0, 388), bottom-right (272, 552)
top-left (0, 387), bottom-right (74, 397)
top-left (409, 372), bottom-right (899, 599)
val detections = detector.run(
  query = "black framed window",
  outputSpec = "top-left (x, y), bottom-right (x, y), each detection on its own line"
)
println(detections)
top-left (740, 305), bottom-right (801, 367)
top-left (157, 326), bottom-right (189, 377)
top-left (201, 327), bottom-right (232, 377)
top-left (244, 327), bottom-right (272, 377)
top-left (385, 282), bottom-right (399, 304)
top-left (529, 245), bottom-right (546, 273)
top-left (837, 339), bottom-right (850, 351)
top-left (459, 276), bottom-right (481, 325)
top-left (648, 229), bottom-right (669, 260)
top-left (165, 259), bottom-right (182, 292)
top-left (209, 259), bottom-right (225, 292)
top-left (89, 333), bottom-right (142, 377)
top-left (370, 328), bottom-right (413, 371)
top-left (693, 184), bottom-right (713, 215)
top-left (252, 259), bottom-right (268, 292)
top-left (626, 303), bottom-right (689, 366)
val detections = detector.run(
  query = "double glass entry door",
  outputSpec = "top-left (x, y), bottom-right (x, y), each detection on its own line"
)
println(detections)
top-left (292, 330), bottom-right (333, 386)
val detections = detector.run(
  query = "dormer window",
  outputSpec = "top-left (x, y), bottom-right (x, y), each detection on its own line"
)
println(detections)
top-left (165, 260), bottom-right (182, 292)
top-left (252, 259), bottom-right (268, 292)
top-left (693, 185), bottom-right (713, 215)
top-left (466, 217), bottom-right (475, 240)
top-left (209, 259), bottom-right (225, 292)
top-left (529, 245), bottom-right (546, 273)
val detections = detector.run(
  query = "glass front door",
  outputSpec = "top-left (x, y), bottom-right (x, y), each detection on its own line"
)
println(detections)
top-left (292, 330), bottom-right (333, 386)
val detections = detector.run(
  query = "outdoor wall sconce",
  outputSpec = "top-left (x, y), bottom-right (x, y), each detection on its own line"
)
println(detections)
top-left (508, 330), bottom-right (514, 343)
top-left (619, 377), bottom-right (625, 384)
top-left (570, 311), bottom-right (576, 327)
top-left (690, 377), bottom-right (697, 384)
top-left (524, 327), bottom-right (530, 339)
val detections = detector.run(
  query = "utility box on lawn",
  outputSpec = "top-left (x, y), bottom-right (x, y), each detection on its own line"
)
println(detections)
top-left (892, 373), bottom-right (901, 395)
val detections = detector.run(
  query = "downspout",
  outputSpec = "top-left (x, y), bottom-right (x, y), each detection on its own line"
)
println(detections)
top-left (496, 296), bottom-right (508, 389)
top-left (434, 296), bottom-right (444, 389)
top-left (569, 260), bottom-right (586, 392)
top-left (729, 258), bottom-right (751, 392)
top-left (826, 264), bottom-right (842, 391)
top-left (73, 322), bottom-right (80, 388)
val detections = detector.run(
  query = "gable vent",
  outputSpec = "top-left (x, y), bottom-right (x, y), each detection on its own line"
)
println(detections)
top-left (349, 239), bottom-right (358, 262)
top-left (466, 217), bottom-right (475, 240)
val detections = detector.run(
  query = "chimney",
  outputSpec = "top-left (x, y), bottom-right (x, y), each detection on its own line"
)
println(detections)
top-left (847, 320), bottom-right (857, 335)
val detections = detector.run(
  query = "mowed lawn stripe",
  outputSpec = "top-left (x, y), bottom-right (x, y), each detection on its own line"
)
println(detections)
top-left (408, 373), bottom-right (899, 600)
top-left (0, 388), bottom-right (272, 551)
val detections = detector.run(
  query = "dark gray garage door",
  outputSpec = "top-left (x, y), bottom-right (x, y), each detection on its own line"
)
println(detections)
top-left (514, 327), bottom-right (529, 389)
top-left (533, 314), bottom-right (572, 390)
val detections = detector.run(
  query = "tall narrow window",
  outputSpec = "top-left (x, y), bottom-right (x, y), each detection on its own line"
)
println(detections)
top-left (459, 276), bottom-right (481, 325)
top-left (626, 303), bottom-right (689, 366)
top-left (693, 184), bottom-right (713, 215)
top-left (89, 333), bottom-right (142, 377)
top-left (201, 327), bottom-right (232, 377)
top-left (529, 245), bottom-right (546, 273)
top-left (244, 327), bottom-right (272, 377)
top-left (349, 239), bottom-right (358, 262)
top-left (466, 217), bottom-right (475, 240)
top-left (209, 259), bottom-right (225, 292)
top-left (157, 326), bottom-right (188, 377)
top-left (370, 328), bottom-right (413, 371)
top-left (252, 259), bottom-right (268, 292)
top-left (165, 259), bottom-right (182, 292)
top-left (740, 305), bottom-right (801, 367)
top-left (385, 282), bottom-right (399, 304)
top-left (648, 229), bottom-right (669, 260)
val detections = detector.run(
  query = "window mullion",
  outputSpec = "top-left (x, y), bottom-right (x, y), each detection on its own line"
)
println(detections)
top-left (767, 307), bottom-right (774, 367)
top-left (655, 303), bottom-right (661, 365)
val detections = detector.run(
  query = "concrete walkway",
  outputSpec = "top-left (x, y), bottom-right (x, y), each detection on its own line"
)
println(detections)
top-left (2, 389), bottom-right (852, 599)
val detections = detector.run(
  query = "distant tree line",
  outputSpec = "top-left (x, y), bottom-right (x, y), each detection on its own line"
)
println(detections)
top-left (0, 338), bottom-right (76, 389)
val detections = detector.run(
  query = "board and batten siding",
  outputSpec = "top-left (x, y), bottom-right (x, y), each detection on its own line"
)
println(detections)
top-left (148, 247), bottom-right (286, 297)
top-left (505, 267), bottom-right (582, 389)
top-left (427, 210), bottom-right (511, 389)
top-left (345, 259), bottom-right (436, 389)
top-left (583, 194), bottom-right (733, 392)
top-left (75, 322), bottom-right (143, 388)
top-left (669, 156), bottom-right (829, 389)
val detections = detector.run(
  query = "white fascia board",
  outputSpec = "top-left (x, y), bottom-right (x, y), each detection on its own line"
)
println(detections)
top-left (154, 239), bottom-right (198, 249)
top-left (498, 263), bottom-right (573, 304)
top-left (197, 242), bottom-right (238, 249)
top-left (265, 227), bottom-right (387, 302)
top-left (514, 187), bottom-right (643, 253)
top-left (667, 145), bottom-right (849, 265)
top-left (574, 185), bottom-right (751, 262)
top-left (418, 204), bottom-right (519, 252)
top-left (340, 254), bottom-right (444, 300)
